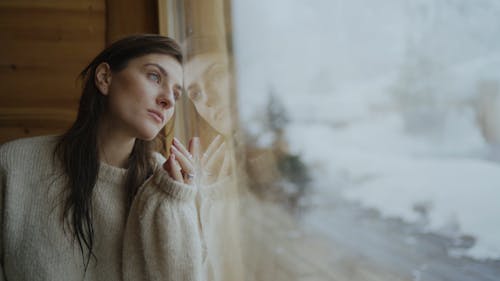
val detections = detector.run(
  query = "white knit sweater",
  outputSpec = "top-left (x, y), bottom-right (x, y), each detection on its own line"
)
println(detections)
top-left (0, 135), bottom-right (242, 281)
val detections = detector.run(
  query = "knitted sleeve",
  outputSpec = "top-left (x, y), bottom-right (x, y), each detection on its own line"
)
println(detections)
top-left (122, 168), bottom-right (203, 281)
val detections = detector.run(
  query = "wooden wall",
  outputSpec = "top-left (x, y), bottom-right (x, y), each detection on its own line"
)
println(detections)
top-left (106, 0), bottom-right (158, 43)
top-left (0, 0), bottom-right (157, 144)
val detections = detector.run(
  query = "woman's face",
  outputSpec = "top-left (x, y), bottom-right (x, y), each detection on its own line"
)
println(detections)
top-left (184, 53), bottom-right (232, 135)
top-left (98, 53), bottom-right (182, 140)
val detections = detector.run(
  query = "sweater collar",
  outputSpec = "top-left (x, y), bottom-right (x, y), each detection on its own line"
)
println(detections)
top-left (98, 162), bottom-right (128, 185)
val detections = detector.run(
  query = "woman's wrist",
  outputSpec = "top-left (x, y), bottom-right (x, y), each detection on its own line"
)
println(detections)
top-left (153, 167), bottom-right (197, 201)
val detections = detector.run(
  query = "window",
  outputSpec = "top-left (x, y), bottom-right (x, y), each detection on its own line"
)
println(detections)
top-left (160, 0), bottom-right (500, 280)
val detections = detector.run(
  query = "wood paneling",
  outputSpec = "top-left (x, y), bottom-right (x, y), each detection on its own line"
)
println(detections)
top-left (0, 0), bottom-right (161, 144)
top-left (0, 0), bottom-right (105, 143)
top-left (105, 0), bottom-right (158, 43)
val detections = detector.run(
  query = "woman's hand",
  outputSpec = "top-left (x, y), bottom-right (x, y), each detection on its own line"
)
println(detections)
top-left (200, 135), bottom-right (231, 185)
top-left (162, 137), bottom-right (198, 184)
top-left (162, 135), bottom-right (231, 185)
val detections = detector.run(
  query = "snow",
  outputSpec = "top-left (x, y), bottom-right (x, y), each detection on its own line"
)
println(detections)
top-left (232, 0), bottom-right (500, 260)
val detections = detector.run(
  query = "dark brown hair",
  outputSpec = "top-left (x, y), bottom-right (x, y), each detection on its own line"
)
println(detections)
top-left (54, 34), bottom-right (182, 271)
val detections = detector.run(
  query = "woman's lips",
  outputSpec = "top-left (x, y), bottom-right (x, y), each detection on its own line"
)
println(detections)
top-left (147, 109), bottom-right (164, 123)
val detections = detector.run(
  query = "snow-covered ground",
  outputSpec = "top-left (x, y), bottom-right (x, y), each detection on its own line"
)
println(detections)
top-left (232, 0), bottom-right (500, 260)
top-left (284, 82), bottom-right (500, 260)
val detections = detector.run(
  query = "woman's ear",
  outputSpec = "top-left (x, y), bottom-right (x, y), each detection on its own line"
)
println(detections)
top-left (95, 62), bottom-right (112, 95)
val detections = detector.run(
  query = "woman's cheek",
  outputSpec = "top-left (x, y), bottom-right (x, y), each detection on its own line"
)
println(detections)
top-left (164, 109), bottom-right (175, 124)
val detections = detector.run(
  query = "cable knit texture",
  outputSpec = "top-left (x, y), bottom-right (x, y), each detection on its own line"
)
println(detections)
top-left (0, 135), bottom-right (242, 281)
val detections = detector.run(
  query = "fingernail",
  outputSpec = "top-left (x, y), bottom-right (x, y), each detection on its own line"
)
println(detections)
top-left (171, 154), bottom-right (176, 160)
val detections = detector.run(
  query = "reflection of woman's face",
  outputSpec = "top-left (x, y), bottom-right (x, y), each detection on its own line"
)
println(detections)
top-left (105, 54), bottom-right (182, 140)
top-left (185, 54), bottom-right (232, 135)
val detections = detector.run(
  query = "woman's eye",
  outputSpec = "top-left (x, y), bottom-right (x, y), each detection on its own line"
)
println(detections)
top-left (173, 90), bottom-right (181, 100)
top-left (148, 73), bottom-right (161, 83)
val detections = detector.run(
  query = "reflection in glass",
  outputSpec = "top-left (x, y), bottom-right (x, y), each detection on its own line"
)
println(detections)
top-left (160, 1), bottom-right (249, 280)
top-left (185, 53), bottom-right (233, 137)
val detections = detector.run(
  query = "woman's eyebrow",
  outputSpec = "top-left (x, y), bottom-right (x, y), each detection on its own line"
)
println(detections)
top-left (144, 63), bottom-right (168, 76)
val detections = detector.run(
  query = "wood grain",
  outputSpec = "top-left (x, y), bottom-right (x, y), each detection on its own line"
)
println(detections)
top-left (0, 0), bottom-right (105, 144)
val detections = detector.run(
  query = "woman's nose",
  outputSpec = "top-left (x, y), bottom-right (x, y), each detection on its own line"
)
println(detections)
top-left (156, 88), bottom-right (175, 109)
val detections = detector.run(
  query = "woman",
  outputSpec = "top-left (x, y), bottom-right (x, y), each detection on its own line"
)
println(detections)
top-left (0, 34), bottom-right (227, 280)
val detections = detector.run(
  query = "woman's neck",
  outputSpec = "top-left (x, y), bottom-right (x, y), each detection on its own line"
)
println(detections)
top-left (97, 118), bottom-right (135, 169)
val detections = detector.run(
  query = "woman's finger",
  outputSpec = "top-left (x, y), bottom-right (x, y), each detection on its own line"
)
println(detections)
top-left (165, 154), bottom-right (183, 182)
top-left (201, 135), bottom-right (223, 166)
top-left (188, 137), bottom-right (201, 162)
top-left (173, 137), bottom-right (193, 161)
top-left (171, 145), bottom-right (195, 178)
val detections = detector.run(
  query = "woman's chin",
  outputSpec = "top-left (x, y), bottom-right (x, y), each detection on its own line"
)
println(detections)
top-left (136, 127), bottom-right (162, 141)
top-left (139, 135), bottom-right (157, 141)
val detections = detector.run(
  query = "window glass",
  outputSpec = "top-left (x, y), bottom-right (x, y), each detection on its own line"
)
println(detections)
top-left (161, 0), bottom-right (500, 280)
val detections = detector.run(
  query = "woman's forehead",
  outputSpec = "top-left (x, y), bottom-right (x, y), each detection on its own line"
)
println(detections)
top-left (130, 54), bottom-right (182, 80)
